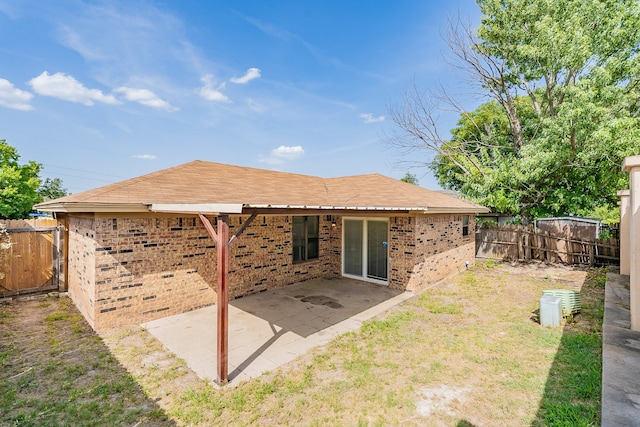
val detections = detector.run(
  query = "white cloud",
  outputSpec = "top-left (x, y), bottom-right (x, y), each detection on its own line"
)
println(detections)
top-left (132, 154), bottom-right (157, 160)
top-left (198, 74), bottom-right (230, 102)
top-left (360, 113), bottom-right (385, 123)
top-left (241, 14), bottom-right (344, 69)
top-left (230, 67), bottom-right (261, 84)
top-left (259, 145), bottom-right (305, 165)
top-left (28, 71), bottom-right (119, 105)
top-left (53, 2), bottom-right (204, 79)
top-left (114, 86), bottom-right (177, 111)
top-left (0, 78), bottom-right (34, 111)
top-left (245, 97), bottom-right (266, 113)
top-left (58, 25), bottom-right (110, 61)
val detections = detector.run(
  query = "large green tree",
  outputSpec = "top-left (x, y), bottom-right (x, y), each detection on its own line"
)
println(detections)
top-left (38, 177), bottom-right (68, 202)
top-left (388, 0), bottom-right (640, 222)
top-left (0, 140), bottom-right (42, 219)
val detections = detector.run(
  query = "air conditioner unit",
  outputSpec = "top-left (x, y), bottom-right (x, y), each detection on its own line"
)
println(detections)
top-left (542, 289), bottom-right (581, 316)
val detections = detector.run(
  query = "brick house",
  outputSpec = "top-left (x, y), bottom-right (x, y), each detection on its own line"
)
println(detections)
top-left (35, 160), bottom-right (489, 332)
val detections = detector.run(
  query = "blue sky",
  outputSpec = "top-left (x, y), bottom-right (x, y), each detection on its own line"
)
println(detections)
top-left (0, 0), bottom-right (480, 194)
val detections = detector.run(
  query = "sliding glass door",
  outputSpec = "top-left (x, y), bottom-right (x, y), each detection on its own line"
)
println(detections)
top-left (367, 220), bottom-right (388, 281)
top-left (344, 219), bottom-right (363, 276)
top-left (343, 218), bottom-right (388, 284)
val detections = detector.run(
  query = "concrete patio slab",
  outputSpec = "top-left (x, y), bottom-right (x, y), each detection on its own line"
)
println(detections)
top-left (142, 277), bottom-right (413, 386)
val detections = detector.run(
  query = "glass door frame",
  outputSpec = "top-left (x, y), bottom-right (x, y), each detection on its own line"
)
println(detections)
top-left (341, 216), bottom-right (389, 286)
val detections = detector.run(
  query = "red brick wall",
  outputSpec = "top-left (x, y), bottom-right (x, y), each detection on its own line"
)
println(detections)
top-left (228, 215), bottom-right (342, 297)
top-left (389, 216), bottom-right (415, 290)
top-left (68, 213), bottom-right (342, 330)
top-left (66, 212), bottom-right (475, 330)
top-left (389, 214), bottom-right (477, 292)
top-left (67, 215), bottom-right (97, 329)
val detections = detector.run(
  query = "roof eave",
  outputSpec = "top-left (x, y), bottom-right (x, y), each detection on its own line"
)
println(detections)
top-left (420, 206), bottom-right (491, 214)
top-left (34, 202), bottom-right (490, 215)
top-left (149, 203), bottom-right (244, 214)
top-left (34, 202), bottom-right (150, 213)
top-left (246, 204), bottom-right (429, 211)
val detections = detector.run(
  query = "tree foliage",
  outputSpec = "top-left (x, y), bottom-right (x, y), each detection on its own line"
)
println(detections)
top-left (586, 205), bottom-right (620, 225)
top-left (388, 0), bottom-right (640, 222)
top-left (0, 223), bottom-right (11, 280)
top-left (38, 177), bottom-right (68, 202)
top-left (0, 140), bottom-right (42, 219)
top-left (401, 172), bottom-right (419, 185)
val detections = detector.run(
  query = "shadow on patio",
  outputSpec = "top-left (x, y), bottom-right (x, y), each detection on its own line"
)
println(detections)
top-left (142, 277), bottom-right (413, 384)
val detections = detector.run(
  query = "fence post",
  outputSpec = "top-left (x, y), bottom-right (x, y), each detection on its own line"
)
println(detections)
top-left (567, 237), bottom-right (574, 264)
top-left (531, 227), bottom-right (539, 260)
top-left (52, 226), bottom-right (61, 290)
top-left (589, 243), bottom-right (595, 267)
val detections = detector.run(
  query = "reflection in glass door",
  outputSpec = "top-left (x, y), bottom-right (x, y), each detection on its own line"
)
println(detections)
top-left (367, 220), bottom-right (388, 281)
top-left (344, 219), bottom-right (363, 276)
top-left (342, 218), bottom-right (388, 284)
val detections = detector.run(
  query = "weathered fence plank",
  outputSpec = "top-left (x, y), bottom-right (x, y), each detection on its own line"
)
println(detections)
top-left (476, 224), bottom-right (620, 266)
top-left (1, 219), bottom-right (61, 297)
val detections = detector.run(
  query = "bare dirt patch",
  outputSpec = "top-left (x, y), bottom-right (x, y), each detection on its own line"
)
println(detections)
top-left (415, 385), bottom-right (471, 418)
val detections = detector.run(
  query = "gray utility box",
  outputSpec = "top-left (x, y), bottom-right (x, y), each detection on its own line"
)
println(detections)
top-left (540, 295), bottom-right (563, 327)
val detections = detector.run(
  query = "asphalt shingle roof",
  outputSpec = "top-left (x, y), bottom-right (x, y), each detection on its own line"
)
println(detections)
top-left (35, 160), bottom-right (488, 213)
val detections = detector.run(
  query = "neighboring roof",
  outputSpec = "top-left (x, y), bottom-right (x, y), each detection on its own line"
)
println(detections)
top-left (536, 217), bottom-right (602, 225)
top-left (35, 160), bottom-right (489, 214)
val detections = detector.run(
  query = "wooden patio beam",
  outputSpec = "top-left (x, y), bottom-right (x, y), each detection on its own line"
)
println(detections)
top-left (198, 214), bottom-right (218, 245)
top-left (228, 213), bottom-right (257, 246)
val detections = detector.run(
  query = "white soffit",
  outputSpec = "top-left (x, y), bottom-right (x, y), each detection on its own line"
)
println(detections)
top-left (148, 203), bottom-right (244, 214)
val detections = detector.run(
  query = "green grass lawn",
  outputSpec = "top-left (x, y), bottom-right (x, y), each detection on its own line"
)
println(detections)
top-left (1, 263), bottom-right (605, 426)
top-left (0, 298), bottom-right (171, 426)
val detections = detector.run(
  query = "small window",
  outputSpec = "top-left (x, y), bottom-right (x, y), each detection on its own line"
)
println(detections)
top-left (293, 216), bottom-right (319, 263)
top-left (462, 215), bottom-right (470, 237)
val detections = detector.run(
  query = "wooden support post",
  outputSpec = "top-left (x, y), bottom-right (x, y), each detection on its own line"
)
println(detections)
top-left (61, 216), bottom-right (69, 292)
top-left (588, 243), bottom-right (595, 267)
top-left (198, 212), bottom-right (252, 385)
top-left (52, 226), bottom-right (61, 291)
top-left (216, 214), bottom-right (230, 385)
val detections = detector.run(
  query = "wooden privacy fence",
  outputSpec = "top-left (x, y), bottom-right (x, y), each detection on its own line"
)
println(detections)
top-left (476, 224), bottom-right (620, 266)
top-left (0, 219), bottom-right (63, 298)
